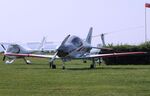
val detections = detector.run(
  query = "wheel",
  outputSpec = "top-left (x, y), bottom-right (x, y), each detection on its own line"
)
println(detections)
top-left (62, 66), bottom-right (65, 70)
top-left (52, 64), bottom-right (56, 69)
top-left (83, 60), bottom-right (87, 63)
top-left (26, 60), bottom-right (31, 64)
top-left (90, 64), bottom-right (95, 69)
top-left (49, 62), bottom-right (56, 69)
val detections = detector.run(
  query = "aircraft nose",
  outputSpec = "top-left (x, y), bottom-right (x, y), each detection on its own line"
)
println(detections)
top-left (57, 49), bottom-right (69, 57)
top-left (57, 44), bottom-right (73, 57)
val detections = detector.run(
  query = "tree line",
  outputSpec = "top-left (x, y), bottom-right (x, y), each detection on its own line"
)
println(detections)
top-left (101, 42), bottom-right (150, 65)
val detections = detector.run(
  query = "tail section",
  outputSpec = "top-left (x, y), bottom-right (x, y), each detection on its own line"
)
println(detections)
top-left (85, 27), bottom-right (93, 44)
top-left (38, 36), bottom-right (46, 51)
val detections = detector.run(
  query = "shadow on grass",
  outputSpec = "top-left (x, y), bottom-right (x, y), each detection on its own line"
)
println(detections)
top-left (67, 67), bottom-right (91, 70)
top-left (16, 67), bottom-right (50, 69)
top-left (15, 65), bottom-right (150, 70)
top-left (67, 66), bottom-right (150, 70)
top-left (7, 63), bottom-right (49, 66)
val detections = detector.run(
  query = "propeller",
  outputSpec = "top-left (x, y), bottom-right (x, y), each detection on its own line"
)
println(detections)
top-left (1, 44), bottom-right (6, 50)
top-left (50, 34), bottom-right (70, 62)
top-left (1, 44), bottom-right (6, 61)
top-left (59, 34), bottom-right (70, 48)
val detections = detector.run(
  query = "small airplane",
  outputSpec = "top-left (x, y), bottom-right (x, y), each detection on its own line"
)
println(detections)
top-left (1, 37), bottom-right (49, 64)
top-left (3, 27), bottom-right (147, 69)
top-left (48, 27), bottom-right (146, 69)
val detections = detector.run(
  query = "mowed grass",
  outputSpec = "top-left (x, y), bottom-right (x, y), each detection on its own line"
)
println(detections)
top-left (0, 55), bottom-right (150, 96)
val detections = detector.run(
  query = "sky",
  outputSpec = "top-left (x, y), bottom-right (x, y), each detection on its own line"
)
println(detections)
top-left (0, 0), bottom-right (150, 46)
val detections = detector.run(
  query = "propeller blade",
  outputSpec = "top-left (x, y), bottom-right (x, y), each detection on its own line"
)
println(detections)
top-left (1, 44), bottom-right (6, 50)
top-left (1, 44), bottom-right (7, 61)
top-left (50, 34), bottom-right (70, 63)
top-left (59, 34), bottom-right (70, 48)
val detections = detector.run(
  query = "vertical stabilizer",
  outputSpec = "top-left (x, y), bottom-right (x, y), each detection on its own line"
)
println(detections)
top-left (38, 36), bottom-right (46, 50)
top-left (85, 27), bottom-right (93, 44)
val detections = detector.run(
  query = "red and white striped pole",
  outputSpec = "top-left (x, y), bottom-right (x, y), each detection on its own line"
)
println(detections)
top-left (145, 3), bottom-right (150, 42)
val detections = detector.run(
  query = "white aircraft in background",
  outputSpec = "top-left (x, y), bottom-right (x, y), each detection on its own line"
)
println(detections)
top-left (27, 36), bottom-right (57, 53)
top-left (4, 27), bottom-right (147, 69)
top-left (1, 37), bottom-right (48, 64)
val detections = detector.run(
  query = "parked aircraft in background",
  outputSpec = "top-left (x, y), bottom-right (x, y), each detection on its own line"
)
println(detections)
top-left (27, 37), bottom-right (57, 52)
top-left (1, 37), bottom-right (49, 64)
top-left (3, 27), bottom-right (147, 69)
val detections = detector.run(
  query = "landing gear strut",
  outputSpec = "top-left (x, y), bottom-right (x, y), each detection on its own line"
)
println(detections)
top-left (23, 58), bottom-right (31, 64)
top-left (90, 58), bottom-right (96, 69)
top-left (49, 61), bottom-right (56, 69)
top-left (62, 61), bottom-right (65, 70)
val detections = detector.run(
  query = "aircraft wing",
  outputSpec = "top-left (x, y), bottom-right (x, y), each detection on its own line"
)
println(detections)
top-left (5, 52), bottom-right (147, 59)
top-left (5, 53), bottom-right (59, 58)
top-left (85, 52), bottom-right (147, 58)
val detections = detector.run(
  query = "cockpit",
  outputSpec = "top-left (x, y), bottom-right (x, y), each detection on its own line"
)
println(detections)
top-left (6, 44), bottom-right (20, 53)
top-left (68, 36), bottom-right (83, 47)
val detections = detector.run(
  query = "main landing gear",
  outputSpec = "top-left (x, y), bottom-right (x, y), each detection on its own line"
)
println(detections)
top-left (90, 58), bottom-right (102, 69)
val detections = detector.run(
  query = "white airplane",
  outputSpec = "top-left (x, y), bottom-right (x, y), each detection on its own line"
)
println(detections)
top-left (4, 27), bottom-right (147, 69)
top-left (27, 37), bottom-right (58, 53)
top-left (1, 37), bottom-right (49, 64)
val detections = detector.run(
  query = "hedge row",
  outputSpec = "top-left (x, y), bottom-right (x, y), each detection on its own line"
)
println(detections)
top-left (101, 42), bottom-right (150, 65)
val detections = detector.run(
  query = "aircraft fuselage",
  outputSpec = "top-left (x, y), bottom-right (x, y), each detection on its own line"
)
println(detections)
top-left (57, 35), bottom-right (92, 58)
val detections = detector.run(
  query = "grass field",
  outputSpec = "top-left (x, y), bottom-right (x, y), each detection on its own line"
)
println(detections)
top-left (0, 55), bottom-right (150, 96)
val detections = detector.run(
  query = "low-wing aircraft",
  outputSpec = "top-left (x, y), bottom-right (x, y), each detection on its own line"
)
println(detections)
top-left (48, 27), bottom-right (146, 69)
top-left (1, 37), bottom-right (49, 64)
top-left (3, 27), bottom-right (147, 69)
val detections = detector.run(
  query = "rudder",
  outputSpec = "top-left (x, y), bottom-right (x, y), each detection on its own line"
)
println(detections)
top-left (85, 27), bottom-right (93, 44)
